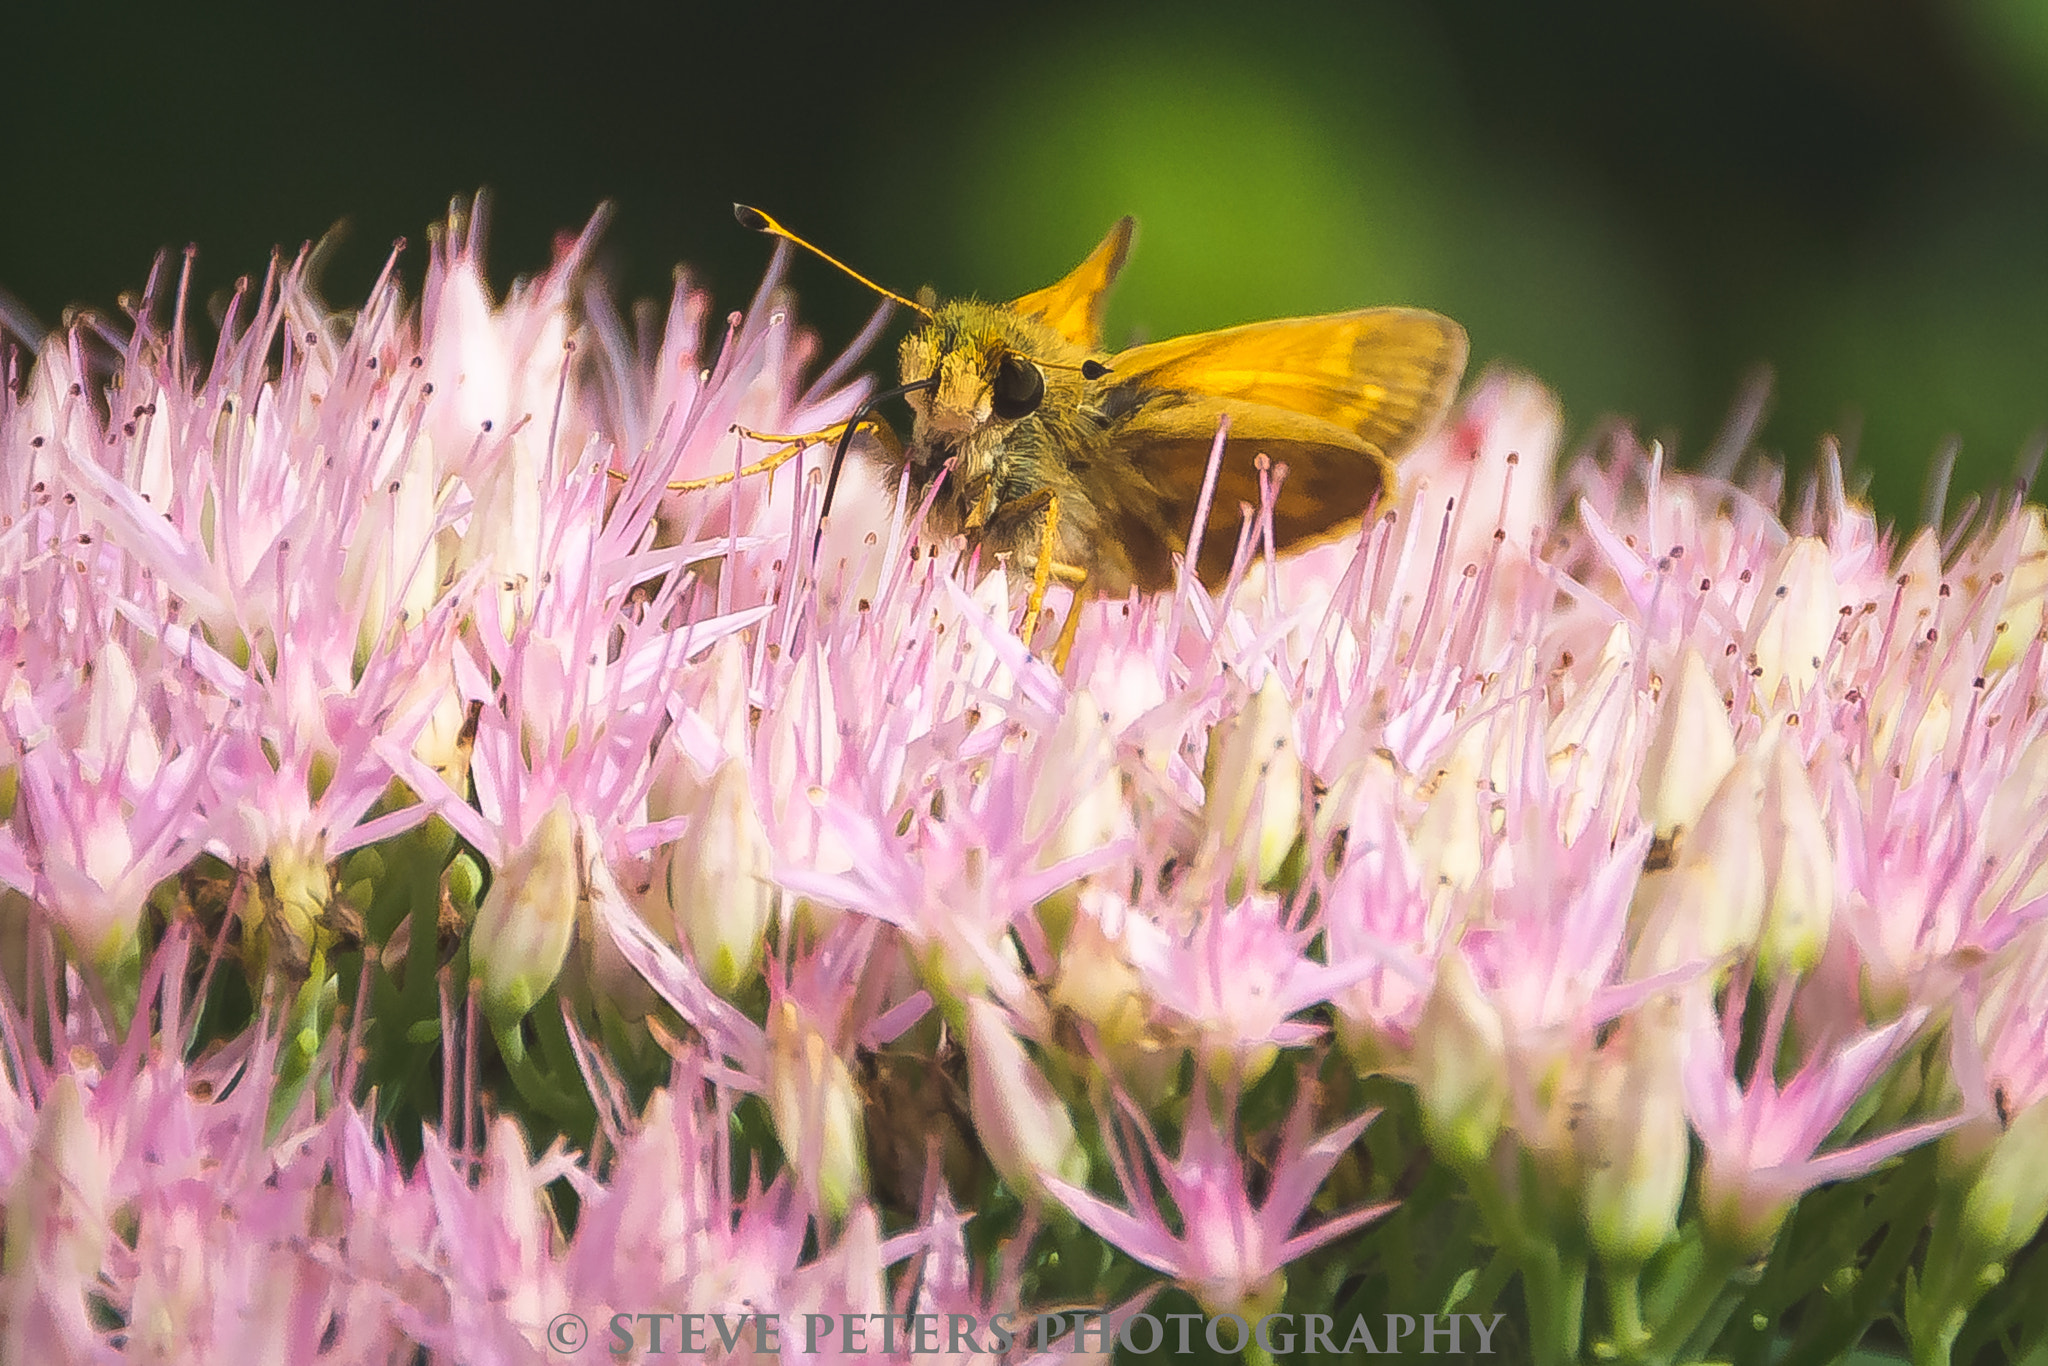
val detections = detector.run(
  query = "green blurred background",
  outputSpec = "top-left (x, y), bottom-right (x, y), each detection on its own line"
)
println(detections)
top-left (10, 0), bottom-right (2048, 526)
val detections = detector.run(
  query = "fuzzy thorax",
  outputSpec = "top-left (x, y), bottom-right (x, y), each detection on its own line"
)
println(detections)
top-left (895, 299), bottom-right (1135, 589)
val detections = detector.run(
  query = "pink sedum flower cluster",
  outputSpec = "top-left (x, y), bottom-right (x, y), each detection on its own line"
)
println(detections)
top-left (2, 201), bottom-right (2046, 1363)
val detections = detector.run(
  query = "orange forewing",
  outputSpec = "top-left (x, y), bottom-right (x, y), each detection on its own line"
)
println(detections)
top-left (1008, 217), bottom-right (1135, 351)
top-left (1106, 308), bottom-right (1467, 456)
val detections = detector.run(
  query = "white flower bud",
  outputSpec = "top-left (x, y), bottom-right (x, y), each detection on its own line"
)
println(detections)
top-left (767, 1001), bottom-right (866, 1221)
top-left (1051, 897), bottom-right (1180, 1104)
top-left (341, 432), bottom-right (442, 662)
top-left (1050, 901), bottom-right (1150, 1056)
top-left (1758, 737), bottom-right (1834, 983)
top-left (414, 682), bottom-right (477, 795)
top-left (454, 429), bottom-right (547, 632)
top-left (1914, 1088), bottom-right (2048, 1355)
top-left (764, 657), bottom-right (851, 881)
top-left (1415, 953), bottom-right (1507, 1171)
top-left (1204, 670), bottom-right (1302, 890)
top-left (1954, 1097), bottom-right (2048, 1263)
top-left (1415, 727), bottom-right (1486, 898)
top-left (651, 637), bottom-right (752, 826)
top-left (1027, 691), bottom-right (1127, 944)
top-left (471, 797), bottom-right (581, 1025)
top-left (1548, 625), bottom-right (1640, 847)
top-left (1639, 648), bottom-right (1735, 838)
top-left (78, 638), bottom-right (160, 788)
top-left (1026, 689), bottom-right (1124, 869)
top-left (662, 758), bottom-right (774, 999)
top-left (1748, 536), bottom-right (1838, 707)
top-left (965, 997), bottom-right (1086, 1201)
top-left (1582, 1008), bottom-right (1688, 1265)
top-left (1632, 750), bottom-right (1767, 976)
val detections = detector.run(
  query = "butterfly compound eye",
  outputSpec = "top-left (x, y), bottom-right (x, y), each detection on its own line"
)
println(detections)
top-left (990, 354), bottom-right (1045, 420)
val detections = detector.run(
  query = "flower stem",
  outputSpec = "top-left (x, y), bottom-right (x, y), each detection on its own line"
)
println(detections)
top-left (1605, 1263), bottom-right (1649, 1359)
top-left (1640, 1242), bottom-right (1748, 1366)
top-left (1907, 1188), bottom-right (1995, 1366)
top-left (1525, 1244), bottom-right (1588, 1366)
top-left (492, 1017), bottom-right (590, 1129)
top-left (1456, 1151), bottom-right (1587, 1366)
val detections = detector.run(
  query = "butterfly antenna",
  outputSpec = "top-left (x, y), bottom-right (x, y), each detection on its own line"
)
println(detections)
top-left (735, 205), bottom-right (932, 319)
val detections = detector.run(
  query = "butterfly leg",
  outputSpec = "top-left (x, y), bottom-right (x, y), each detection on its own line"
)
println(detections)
top-left (1047, 561), bottom-right (1089, 673)
top-left (1019, 489), bottom-right (1063, 648)
top-left (736, 418), bottom-right (905, 466)
top-left (990, 487), bottom-right (1089, 667)
top-left (606, 419), bottom-right (899, 492)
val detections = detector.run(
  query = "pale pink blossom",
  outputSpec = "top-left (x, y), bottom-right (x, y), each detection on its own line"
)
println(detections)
top-left (1044, 1083), bottom-right (1384, 1319)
